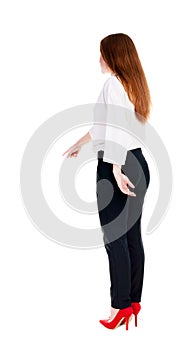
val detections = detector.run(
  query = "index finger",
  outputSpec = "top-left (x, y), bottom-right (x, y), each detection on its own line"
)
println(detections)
top-left (127, 179), bottom-right (135, 188)
top-left (62, 151), bottom-right (68, 156)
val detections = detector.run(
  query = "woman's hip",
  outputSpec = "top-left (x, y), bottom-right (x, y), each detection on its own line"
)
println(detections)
top-left (97, 148), bottom-right (150, 189)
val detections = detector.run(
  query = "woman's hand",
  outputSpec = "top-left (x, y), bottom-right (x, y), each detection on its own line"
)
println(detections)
top-left (113, 165), bottom-right (136, 197)
top-left (62, 131), bottom-right (92, 158)
top-left (62, 143), bottom-right (82, 158)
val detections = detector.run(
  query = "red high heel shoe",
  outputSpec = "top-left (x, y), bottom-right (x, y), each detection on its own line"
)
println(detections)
top-left (120, 302), bottom-right (141, 327)
top-left (131, 302), bottom-right (141, 327)
top-left (99, 306), bottom-right (133, 330)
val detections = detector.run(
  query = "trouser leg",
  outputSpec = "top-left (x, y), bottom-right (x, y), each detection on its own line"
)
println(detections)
top-left (105, 234), bottom-right (132, 309)
top-left (124, 150), bottom-right (150, 303)
top-left (96, 158), bottom-right (132, 308)
top-left (126, 214), bottom-right (145, 302)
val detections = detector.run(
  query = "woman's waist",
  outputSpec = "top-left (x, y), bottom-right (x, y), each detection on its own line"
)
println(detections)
top-left (97, 148), bottom-right (142, 160)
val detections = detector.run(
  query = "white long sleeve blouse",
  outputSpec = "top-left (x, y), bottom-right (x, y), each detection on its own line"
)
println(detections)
top-left (89, 74), bottom-right (144, 166)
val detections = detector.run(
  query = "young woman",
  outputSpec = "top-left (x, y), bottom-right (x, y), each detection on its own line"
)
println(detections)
top-left (63, 33), bottom-right (151, 331)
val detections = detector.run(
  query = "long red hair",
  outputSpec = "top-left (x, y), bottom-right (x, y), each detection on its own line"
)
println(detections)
top-left (100, 33), bottom-right (151, 123)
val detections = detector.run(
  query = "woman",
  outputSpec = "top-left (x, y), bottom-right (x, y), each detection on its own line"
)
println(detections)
top-left (63, 33), bottom-right (151, 331)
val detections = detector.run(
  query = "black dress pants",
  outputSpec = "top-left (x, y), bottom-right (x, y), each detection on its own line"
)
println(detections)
top-left (96, 148), bottom-right (150, 309)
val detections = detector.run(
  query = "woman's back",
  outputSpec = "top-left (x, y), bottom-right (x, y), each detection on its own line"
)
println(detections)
top-left (89, 74), bottom-right (144, 166)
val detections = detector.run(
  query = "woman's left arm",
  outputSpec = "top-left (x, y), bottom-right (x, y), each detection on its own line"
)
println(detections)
top-left (113, 164), bottom-right (136, 197)
top-left (62, 131), bottom-right (92, 157)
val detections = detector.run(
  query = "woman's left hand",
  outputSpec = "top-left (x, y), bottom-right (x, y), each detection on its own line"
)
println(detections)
top-left (113, 166), bottom-right (136, 196)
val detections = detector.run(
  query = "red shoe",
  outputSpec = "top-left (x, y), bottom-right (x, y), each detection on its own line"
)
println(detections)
top-left (120, 302), bottom-right (141, 327)
top-left (131, 302), bottom-right (141, 327)
top-left (99, 306), bottom-right (133, 330)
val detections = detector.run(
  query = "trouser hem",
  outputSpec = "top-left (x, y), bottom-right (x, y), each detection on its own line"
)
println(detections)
top-left (111, 302), bottom-right (132, 309)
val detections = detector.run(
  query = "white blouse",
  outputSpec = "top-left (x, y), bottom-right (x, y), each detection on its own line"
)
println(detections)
top-left (89, 74), bottom-right (144, 166)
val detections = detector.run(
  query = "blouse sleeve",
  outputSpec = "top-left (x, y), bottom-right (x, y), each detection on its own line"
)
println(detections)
top-left (102, 78), bottom-right (131, 166)
top-left (88, 88), bottom-right (107, 152)
top-left (88, 126), bottom-right (94, 139)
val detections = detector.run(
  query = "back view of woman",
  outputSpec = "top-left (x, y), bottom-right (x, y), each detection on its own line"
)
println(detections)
top-left (63, 33), bottom-right (151, 331)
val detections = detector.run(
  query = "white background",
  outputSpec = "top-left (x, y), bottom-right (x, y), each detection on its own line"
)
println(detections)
top-left (1, 0), bottom-right (194, 349)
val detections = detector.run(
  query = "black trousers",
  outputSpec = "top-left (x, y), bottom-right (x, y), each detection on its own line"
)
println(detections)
top-left (96, 148), bottom-right (150, 309)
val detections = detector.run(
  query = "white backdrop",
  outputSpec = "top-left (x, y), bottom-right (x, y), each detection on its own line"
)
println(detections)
top-left (1, 0), bottom-right (194, 349)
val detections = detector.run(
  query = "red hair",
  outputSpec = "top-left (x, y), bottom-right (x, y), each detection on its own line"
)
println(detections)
top-left (100, 33), bottom-right (151, 123)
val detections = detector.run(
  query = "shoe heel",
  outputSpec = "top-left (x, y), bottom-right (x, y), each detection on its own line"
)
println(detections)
top-left (125, 317), bottom-right (129, 331)
top-left (135, 314), bottom-right (138, 327)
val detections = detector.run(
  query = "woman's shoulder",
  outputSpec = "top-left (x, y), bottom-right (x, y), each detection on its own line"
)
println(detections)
top-left (103, 74), bottom-right (124, 95)
top-left (102, 74), bottom-right (134, 110)
top-left (103, 74), bottom-right (121, 87)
